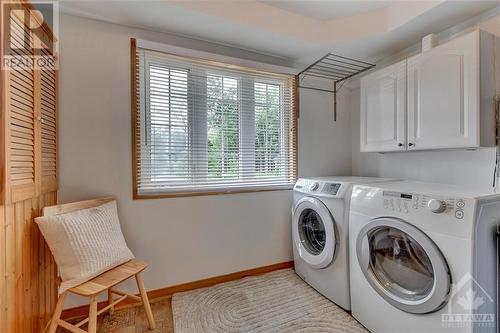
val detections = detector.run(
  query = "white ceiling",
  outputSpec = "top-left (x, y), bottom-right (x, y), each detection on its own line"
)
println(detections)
top-left (260, 0), bottom-right (392, 21)
top-left (60, 1), bottom-right (500, 70)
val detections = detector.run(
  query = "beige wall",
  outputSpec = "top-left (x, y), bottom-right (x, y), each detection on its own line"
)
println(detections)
top-left (58, 14), bottom-right (352, 307)
top-left (298, 76), bottom-right (352, 177)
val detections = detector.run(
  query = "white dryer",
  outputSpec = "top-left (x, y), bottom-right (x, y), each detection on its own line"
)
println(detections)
top-left (292, 176), bottom-right (397, 310)
top-left (349, 181), bottom-right (499, 333)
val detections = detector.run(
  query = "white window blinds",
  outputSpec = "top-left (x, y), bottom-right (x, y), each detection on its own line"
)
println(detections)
top-left (132, 44), bottom-right (297, 197)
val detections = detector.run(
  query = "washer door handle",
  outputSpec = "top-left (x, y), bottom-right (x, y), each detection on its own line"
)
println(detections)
top-left (358, 233), bottom-right (370, 271)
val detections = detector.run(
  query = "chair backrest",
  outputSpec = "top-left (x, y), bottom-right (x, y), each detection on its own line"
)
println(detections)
top-left (43, 197), bottom-right (114, 217)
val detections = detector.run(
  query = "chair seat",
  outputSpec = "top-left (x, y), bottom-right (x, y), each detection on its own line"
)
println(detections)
top-left (69, 259), bottom-right (148, 296)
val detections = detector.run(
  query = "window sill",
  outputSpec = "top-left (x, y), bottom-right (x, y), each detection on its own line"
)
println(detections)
top-left (133, 184), bottom-right (294, 200)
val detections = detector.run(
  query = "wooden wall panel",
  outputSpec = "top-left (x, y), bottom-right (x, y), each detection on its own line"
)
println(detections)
top-left (0, 205), bottom-right (5, 331)
top-left (0, 192), bottom-right (57, 333)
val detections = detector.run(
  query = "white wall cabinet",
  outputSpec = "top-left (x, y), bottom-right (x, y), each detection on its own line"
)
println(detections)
top-left (360, 30), bottom-right (497, 153)
top-left (407, 32), bottom-right (479, 150)
top-left (360, 60), bottom-right (406, 152)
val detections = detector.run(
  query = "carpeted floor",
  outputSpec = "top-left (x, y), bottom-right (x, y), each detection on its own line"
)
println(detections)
top-left (172, 269), bottom-right (368, 333)
top-left (58, 269), bottom-right (367, 333)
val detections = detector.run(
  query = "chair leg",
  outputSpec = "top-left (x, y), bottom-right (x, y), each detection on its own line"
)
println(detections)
top-left (48, 292), bottom-right (67, 333)
top-left (135, 273), bottom-right (156, 330)
top-left (107, 288), bottom-right (114, 315)
top-left (88, 295), bottom-right (98, 333)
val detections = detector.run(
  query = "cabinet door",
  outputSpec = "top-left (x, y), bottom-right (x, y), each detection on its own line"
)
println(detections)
top-left (407, 31), bottom-right (479, 150)
top-left (360, 60), bottom-right (406, 152)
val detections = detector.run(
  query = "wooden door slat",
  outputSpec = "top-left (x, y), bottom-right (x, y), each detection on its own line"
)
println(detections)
top-left (10, 89), bottom-right (34, 107)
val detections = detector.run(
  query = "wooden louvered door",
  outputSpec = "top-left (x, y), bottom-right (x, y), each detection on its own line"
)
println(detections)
top-left (4, 9), bottom-right (38, 203)
top-left (3, 5), bottom-right (57, 202)
top-left (40, 49), bottom-right (57, 194)
top-left (1, 2), bottom-right (58, 332)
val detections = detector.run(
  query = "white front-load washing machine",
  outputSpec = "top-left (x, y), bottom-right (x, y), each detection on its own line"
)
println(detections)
top-left (292, 176), bottom-right (398, 310)
top-left (349, 181), bottom-right (499, 333)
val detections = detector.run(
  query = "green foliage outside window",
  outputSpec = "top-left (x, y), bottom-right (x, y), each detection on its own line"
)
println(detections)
top-left (207, 75), bottom-right (239, 178)
top-left (149, 66), bottom-right (283, 182)
top-left (255, 82), bottom-right (281, 176)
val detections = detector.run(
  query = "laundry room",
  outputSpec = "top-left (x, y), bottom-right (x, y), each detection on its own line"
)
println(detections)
top-left (0, 1), bottom-right (499, 333)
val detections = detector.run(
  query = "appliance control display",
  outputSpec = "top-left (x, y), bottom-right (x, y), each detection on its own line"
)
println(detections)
top-left (322, 183), bottom-right (341, 195)
top-left (383, 191), bottom-right (413, 200)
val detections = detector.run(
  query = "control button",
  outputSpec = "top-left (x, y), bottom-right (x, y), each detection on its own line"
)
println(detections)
top-left (456, 200), bottom-right (465, 208)
top-left (383, 199), bottom-right (389, 208)
top-left (309, 182), bottom-right (320, 191)
top-left (427, 199), bottom-right (447, 213)
top-left (455, 210), bottom-right (464, 219)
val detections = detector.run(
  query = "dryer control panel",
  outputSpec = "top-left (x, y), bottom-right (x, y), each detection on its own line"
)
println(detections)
top-left (351, 184), bottom-right (477, 239)
top-left (382, 191), bottom-right (466, 219)
top-left (294, 179), bottom-right (344, 198)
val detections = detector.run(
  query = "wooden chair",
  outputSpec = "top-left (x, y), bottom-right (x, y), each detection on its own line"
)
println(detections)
top-left (43, 197), bottom-right (156, 333)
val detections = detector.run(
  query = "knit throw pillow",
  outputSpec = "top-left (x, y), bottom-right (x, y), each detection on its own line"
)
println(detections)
top-left (35, 200), bottom-right (134, 293)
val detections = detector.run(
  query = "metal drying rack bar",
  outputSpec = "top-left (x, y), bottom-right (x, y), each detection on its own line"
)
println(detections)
top-left (298, 53), bottom-right (375, 121)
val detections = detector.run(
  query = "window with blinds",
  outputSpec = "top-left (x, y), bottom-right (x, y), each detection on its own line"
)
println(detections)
top-left (132, 42), bottom-right (297, 197)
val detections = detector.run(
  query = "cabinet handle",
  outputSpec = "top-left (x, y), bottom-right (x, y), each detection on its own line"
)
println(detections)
top-left (409, 143), bottom-right (415, 146)
top-left (398, 143), bottom-right (403, 147)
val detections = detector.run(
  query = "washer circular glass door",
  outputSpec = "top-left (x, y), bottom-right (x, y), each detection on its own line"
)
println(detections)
top-left (356, 218), bottom-right (450, 314)
top-left (293, 197), bottom-right (337, 269)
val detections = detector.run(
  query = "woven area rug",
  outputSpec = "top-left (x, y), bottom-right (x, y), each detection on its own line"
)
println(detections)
top-left (172, 268), bottom-right (368, 333)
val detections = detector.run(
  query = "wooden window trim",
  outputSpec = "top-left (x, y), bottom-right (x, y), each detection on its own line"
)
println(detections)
top-left (131, 38), bottom-right (139, 199)
top-left (130, 38), bottom-right (298, 200)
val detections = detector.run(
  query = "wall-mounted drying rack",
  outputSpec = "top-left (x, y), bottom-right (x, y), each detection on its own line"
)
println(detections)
top-left (298, 53), bottom-right (375, 121)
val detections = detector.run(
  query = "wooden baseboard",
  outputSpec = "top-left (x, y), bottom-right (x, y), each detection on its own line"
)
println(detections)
top-left (61, 261), bottom-right (294, 321)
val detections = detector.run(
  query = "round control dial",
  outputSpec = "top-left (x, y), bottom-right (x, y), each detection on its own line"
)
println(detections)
top-left (309, 182), bottom-right (320, 191)
top-left (427, 199), bottom-right (446, 213)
